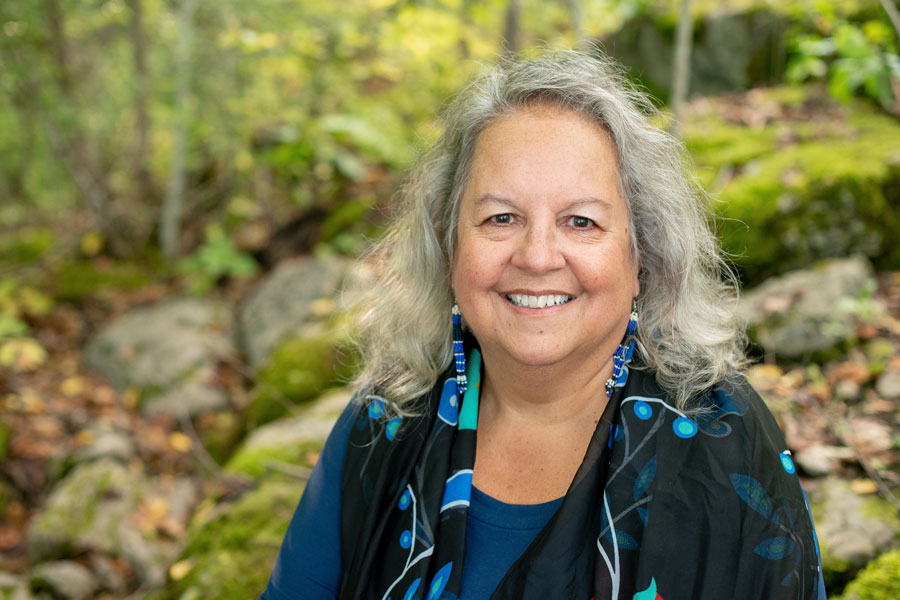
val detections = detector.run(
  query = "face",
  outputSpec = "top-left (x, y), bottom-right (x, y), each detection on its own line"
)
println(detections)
top-left (450, 105), bottom-right (639, 371)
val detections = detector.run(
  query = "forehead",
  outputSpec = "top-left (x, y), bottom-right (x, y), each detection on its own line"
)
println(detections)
top-left (462, 105), bottom-right (623, 207)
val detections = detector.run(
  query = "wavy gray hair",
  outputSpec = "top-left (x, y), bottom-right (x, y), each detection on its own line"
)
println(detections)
top-left (350, 49), bottom-right (746, 414)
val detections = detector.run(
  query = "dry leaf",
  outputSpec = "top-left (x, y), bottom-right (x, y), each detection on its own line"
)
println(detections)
top-left (850, 479), bottom-right (878, 495)
top-left (60, 376), bottom-right (85, 397)
top-left (0, 338), bottom-right (47, 372)
top-left (168, 432), bottom-right (192, 452)
top-left (169, 558), bottom-right (196, 581)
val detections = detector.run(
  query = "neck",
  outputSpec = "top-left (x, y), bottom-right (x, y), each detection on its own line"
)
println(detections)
top-left (477, 349), bottom-right (615, 429)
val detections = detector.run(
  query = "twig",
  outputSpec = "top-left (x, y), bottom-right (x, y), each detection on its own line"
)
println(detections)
top-left (177, 411), bottom-right (224, 476)
top-left (263, 458), bottom-right (312, 480)
top-left (880, 0), bottom-right (900, 43)
top-left (838, 419), bottom-right (900, 512)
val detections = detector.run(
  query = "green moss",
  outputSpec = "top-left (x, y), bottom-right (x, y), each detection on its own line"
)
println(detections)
top-left (841, 550), bottom-right (900, 600)
top-left (246, 331), bottom-right (357, 428)
top-left (225, 440), bottom-right (323, 479)
top-left (160, 479), bottom-right (303, 600)
top-left (685, 97), bottom-right (900, 285)
top-left (0, 227), bottom-right (55, 265)
top-left (54, 259), bottom-right (161, 301)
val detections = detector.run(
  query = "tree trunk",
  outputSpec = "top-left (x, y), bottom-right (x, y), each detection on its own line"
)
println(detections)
top-left (160, 0), bottom-right (198, 259)
top-left (570, 0), bottom-right (586, 51)
top-left (670, 0), bottom-right (694, 137)
top-left (502, 0), bottom-right (521, 56)
top-left (130, 0), bottom-right (153, 205)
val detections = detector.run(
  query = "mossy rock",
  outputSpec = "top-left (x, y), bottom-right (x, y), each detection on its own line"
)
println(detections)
top-left (245, 329), bottom-right (357, 428)
top-left (157, 479), bottom-right (302, 600)
top-left (840, 550), bottom-right (900, 600)
top-left (810, 478), bottom-right (900, 593)
top-left (230, 387), bottom-right (352, 479)
top-left (684, 92), bottom-right (900, 285)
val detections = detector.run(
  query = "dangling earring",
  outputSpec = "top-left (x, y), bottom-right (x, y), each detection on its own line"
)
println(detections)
top-left (605, 299), bottom-right (638, 398)
top-left (452, 303), bottom-right (468, 395)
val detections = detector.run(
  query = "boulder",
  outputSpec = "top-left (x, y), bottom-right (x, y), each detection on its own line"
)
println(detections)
top-left (26, 459), bottom-right (196, 588)
top-left (229, 387), bottom-right (352, 478)
top-left (236, 257), bottom-right (347, 368)
top-left (141, 380), bottom-right (229, 419)
top-left (738, 257), bottom-right (874, 359)
top-left (28, 561), bottom-right (97, 600)
top-left (0, 572), bottom-right (36, 600)
top-left (809, 477), bottom-right (900, 590)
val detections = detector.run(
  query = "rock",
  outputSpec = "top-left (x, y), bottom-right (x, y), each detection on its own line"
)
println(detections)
top-left (26, 459), bottom-right (195, 588)
top-left (0, 572), bottom-right (35, 600)
top-left (794, 444), bottom-right (854, 477)
top-left (141, 380), bottom-right (229, 418)
top-left (29, 561), bottom-right (97, 600)
top-left (841, 549), bottom-right (900, 600)
top-left (845, 417), bottom-right (895, 455)
top-left (809, 477), bottom-right (900, 590)
top-left (237, 257), bottom-right (347, 368)
top-left (229, 387), bottom-right (352, 478)
top-left (245, 330), bottom-right (354, 428)
top-left (156, 479), bottom-right (302, 599)
top-left (738, 257), bottom-right (874, 358)
top-left (84, 298), bottom-right (232, 391)
top-left (70, 426), bottom-right (135, 464)
top-left (875, 370), bottom-right (900, 401)
top-left (27, 459), bottom-right (145, 562)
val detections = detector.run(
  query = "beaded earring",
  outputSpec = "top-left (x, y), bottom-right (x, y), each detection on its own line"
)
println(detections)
top-left (605, 300), bottom-right (638, 398)
top-left (452, 303), bottom-right (468, 395)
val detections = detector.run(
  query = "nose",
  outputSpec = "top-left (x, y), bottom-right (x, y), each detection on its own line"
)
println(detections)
top-left (511, 221), bottom-right (566, 274)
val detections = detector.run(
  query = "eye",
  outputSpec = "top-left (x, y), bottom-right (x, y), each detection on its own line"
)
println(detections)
top-left (567, 216), bottom-right (595, 229)
top-left (488, 213), bottom-right (514, 225)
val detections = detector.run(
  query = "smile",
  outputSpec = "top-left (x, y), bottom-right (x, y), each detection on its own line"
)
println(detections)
top-left (505, 294), bottom-right (573, 308)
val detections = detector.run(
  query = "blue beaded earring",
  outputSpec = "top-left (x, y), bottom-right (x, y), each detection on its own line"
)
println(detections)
top-left (452, 303), bottom-right (468, 395)
top-left (605, 300), bottom-right (638, 398)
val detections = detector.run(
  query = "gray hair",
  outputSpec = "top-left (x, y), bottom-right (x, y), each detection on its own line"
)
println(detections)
top-left (350, 49), bottom-right (746, 414)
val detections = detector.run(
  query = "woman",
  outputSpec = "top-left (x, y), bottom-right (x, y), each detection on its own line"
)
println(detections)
top-left (262, 51), bottom-right (826, 599)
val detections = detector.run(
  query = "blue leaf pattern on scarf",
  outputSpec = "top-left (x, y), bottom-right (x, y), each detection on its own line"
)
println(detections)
top-left (633, 456), bottom-right (657, 501)
top-left (754, 536), bottom-right (795, 560)
top-left (730, 473), bottom-right (779, 524)
top-left (614, 530), bottom-right (639, 550)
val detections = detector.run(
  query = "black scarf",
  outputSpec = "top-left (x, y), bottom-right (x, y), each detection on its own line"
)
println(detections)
top-left (340, 352), bottom-right (821, 600)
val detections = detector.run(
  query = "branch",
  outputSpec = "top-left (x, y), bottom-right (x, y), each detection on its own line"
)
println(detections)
top-left (880, 0), bottom-right (900, 43)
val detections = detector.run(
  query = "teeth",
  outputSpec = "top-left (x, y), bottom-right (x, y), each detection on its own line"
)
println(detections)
top-left (506, 294), bottom-right (572, 308)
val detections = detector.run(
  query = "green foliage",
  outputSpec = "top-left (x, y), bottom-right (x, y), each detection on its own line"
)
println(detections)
top-left (840, 550), bottom-right (900, 600)
top-left (787, 21), bottom-right (900, 113)
top-left (0, 277), bottom-right (53, 341)
top-left (178, 225), bottom-right (259, 295)
top-left (161, 480), bottom-right (302, 599)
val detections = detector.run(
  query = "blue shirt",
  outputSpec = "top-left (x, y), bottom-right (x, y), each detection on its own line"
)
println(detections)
top-left (261, 403), bottom-right (561, 600)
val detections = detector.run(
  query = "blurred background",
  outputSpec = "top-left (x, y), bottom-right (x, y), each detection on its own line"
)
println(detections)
top-left (1, 0), bottom-right (899, 598)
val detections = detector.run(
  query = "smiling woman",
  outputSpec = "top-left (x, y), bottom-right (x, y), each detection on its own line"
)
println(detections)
top-left (261, 51), bottom-right (827, 600)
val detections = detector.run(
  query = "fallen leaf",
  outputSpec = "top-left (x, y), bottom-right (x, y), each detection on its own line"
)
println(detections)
top-left (0, 338), bottom-right (47, 372)
top-left (850, 479), bottom-right (878, 495)
top-left (169, 557), bottom-right (196, 581)
top-left (59, 376), bottom-right (85, 397)
top-left (168, 432), bottom-right (192, 453)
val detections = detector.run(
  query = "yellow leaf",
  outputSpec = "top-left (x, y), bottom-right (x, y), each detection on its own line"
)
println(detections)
top-left (169, 558), bottom-right (196, 581)
top-left (850, 479), bottom-right (878, 495)
top-left (0, 338), bottom-right (47, 372)
top-left (168, 432), bottom-right (192, 452)
top-left (74, 429), bottom-right (94, 446)
top-left (123, 388), bottom-right (140, 409)
top-left (80, 231), bottom-right (104, 257)
top-left (60, 376), bottom-right (85, 397)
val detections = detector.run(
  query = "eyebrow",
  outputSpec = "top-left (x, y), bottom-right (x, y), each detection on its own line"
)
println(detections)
top-left (473, 194), bottom-right (614, 212)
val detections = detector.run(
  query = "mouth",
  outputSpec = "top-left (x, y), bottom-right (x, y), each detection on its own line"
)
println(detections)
top-left (504, 293), bottom-right (574, 309)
